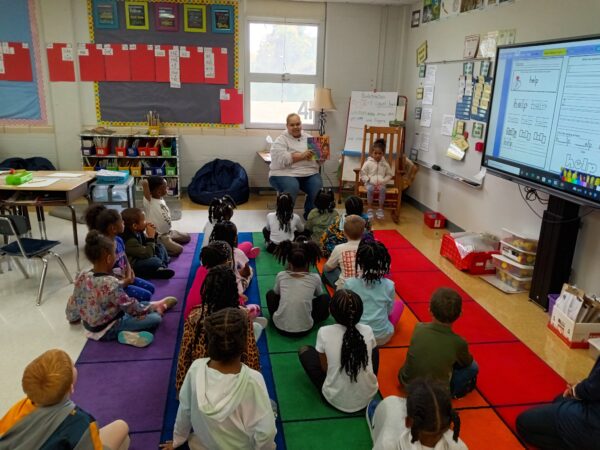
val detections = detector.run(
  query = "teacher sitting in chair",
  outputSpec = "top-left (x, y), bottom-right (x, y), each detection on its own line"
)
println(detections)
top-left (269, 113), bottom-right (323, 219)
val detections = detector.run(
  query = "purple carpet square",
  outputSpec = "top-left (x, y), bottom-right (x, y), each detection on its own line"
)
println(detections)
top-left (152, 276), bottom-right (189, 306)
top-left (77, 311), bottom-right (182, 362)
top-left (130, 431), bottom-right (161, 450)
top-left (72, 359), bottom-right (172, 433)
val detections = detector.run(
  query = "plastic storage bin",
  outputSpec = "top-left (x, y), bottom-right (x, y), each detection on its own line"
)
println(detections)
top-left (96, 147), bottom-right (110, 156)
top-left (424, 212), bottom-right (446, 229)
top-left (115, 147), bottom-right (127, 157)
top-left (440, 233), bottom-right (498, 275)
top-left (495, 267), bottom-right (532, 291)
top-left (91, 184), bottom-right (130, 203)
top-left (500, 240), bottom-right (537, 265)
top-left (492, 254), bottom-right (534, 278)
top-left (502, 229), bottom-right (538, 253)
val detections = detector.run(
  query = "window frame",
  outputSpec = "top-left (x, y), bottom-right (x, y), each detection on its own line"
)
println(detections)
top-left (244, 17), bottom-right (325, 129)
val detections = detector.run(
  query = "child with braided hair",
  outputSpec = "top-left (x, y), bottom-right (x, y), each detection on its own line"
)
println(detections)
top-left (345, 238), bottom-right (405, 345)
top-left (263, 192), bottom-right (305, 253)
top-left (266, 239), bottom-right (329, 336)
top-left (175, 265), bottom-right (263, 392)
top-left (298, 289), bottom-right (379, 413)
top-left (201, 195), bottom-right (260, 258)
top-left (166, 308), bottom-right (276, 450)
top-left (366, 378), bottom-right (466, 450)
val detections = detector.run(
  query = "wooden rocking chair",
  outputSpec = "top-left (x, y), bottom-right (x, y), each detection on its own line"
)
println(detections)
top-left (352, 125), bottom-right (407, 223)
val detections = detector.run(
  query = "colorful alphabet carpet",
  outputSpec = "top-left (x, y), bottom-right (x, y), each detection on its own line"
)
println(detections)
top-left (73, 230), bottom-right (567, 449)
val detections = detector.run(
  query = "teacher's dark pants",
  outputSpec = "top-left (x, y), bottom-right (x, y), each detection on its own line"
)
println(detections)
top-left (269, 173), bottom-right (322, 219)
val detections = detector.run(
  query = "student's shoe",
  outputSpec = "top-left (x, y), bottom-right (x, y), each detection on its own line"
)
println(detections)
top-left (154, 268), bottom-right (175, 279)
top-left (365, 398), bottom-right (381, 437)
top-left (367, 209), bottom-right (374, 220)
top-left (118, 331), bottom-right (154, 348)
top-left (254, 316), bottom-right (268, 329)
top-left (160, 296), bottom-right (178, 311)
top-left (248, 247), bottom-right (261, 259)
top-left (376, 209), bottom-right (385, 219)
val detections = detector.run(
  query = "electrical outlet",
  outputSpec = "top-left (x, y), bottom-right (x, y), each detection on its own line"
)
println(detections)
top-left (437, 191), bottom-right (441, 202)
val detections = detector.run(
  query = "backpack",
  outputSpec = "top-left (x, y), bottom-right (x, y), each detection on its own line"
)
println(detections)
top-left (188, 159), bottom-right (249, 205)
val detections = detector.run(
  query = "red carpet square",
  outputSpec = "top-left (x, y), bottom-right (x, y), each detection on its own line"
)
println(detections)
top-left (373, 230), bottom-right (414, 249)
top-left (495, 404), bottom-right (549, 437)
top-left (470, 342), bottom-right (565, 406)
top-left (390, 271), bottom-right (473, 303)
top-left (389, 248), bottom-right (439, 272)
top-left (409, 302), bottom-right (518, 344)
top-left (383, 305), bottom-right (418, 347)
top-left (460, 408), bottom-right (525, 449)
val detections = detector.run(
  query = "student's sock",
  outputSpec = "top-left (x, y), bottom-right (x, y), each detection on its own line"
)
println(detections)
top-left (117, 331), bottom-right (154, 348)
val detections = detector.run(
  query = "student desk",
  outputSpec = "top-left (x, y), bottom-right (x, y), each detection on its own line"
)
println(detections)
top-left (257, 150), bottom-right (271, 164)
top-left (0, 171), bottom-right (96, 271)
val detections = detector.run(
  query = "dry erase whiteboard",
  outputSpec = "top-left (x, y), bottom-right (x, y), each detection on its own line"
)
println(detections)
top-left (341, 91), bottom-right (398, 181)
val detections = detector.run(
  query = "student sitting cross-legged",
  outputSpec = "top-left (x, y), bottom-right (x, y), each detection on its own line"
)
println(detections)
top-left (344, 238), bottom-right (404, 346)
top-left (266, 239), bottom-right (330, 336)
top-left (0, 349), bottom-right (130, 450)
top-left (298, 289), bottom-right (379, 413)
top-left (163, 308), bottom-right (276, 450)
top-left (322, 214), bottom-right (365, 290)
top-left (399, 288), bottom-right (478, 399)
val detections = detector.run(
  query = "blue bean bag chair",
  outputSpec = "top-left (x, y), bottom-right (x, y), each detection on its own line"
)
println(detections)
top-left (188, 159), bottom-right (249, 205)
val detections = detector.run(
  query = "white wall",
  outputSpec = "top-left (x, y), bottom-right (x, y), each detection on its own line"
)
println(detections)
top-left (400, 0), bottom-right (600, 292)
top-left (0, 0), bottom-right (402, 190)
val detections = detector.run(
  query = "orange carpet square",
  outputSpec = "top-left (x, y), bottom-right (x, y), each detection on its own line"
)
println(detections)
top-left (382, 305), bottom-right (418, 347)
top-left (459, 408), bottom-right (525, 449)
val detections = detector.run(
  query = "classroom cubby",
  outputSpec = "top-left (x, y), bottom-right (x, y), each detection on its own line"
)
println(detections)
top-left (79, 133), bottom-right (181, 199)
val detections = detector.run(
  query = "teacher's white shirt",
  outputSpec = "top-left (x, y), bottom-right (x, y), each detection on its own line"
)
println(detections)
top-left (269, 131), bottom-right (319, 178)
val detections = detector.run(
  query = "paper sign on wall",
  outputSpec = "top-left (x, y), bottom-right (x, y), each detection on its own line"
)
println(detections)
top-left (0, 42), bottom-right (33, 81)
top-left (130, 44), bottom-right (155, 81)
top-left (220, 88), bottom-right (243, 123)
top-left (104, 44), bottom-right (131, 81)
top-left (46, 43), bottom-right (75, 82)
top-left (78, 43), bottom-right (105, 81)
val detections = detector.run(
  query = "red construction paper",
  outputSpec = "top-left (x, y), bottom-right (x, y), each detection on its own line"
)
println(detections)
top-left (179, 46), bottom-right (204, 84)
top-left (0, 42), bottom-right (33, 81)
top-left (204, 47), bottom-right (228, 85)
top-left (78, 43), bottom-right (105, 81)
top-left (46, 43), bottom-right (75, 82)
top-left (103, 43), bottom-right (131, 82)
top-left (220, 88), bottom-right (243, 124)
top-left (154, 44), bottom-right (173, 82)
top-left (129, 44), bottom-right (155, 82)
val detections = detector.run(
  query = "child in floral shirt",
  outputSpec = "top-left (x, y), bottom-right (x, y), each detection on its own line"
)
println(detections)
top-left (66, 231), bottom-right (177, 347)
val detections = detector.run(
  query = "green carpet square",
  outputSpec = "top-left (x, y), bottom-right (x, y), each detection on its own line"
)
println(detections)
top-left (257, 275), bottom-right (277, 309)
top-left (252, 232), bottom-right (283, 275)
top-left (282, 417), bottom-right (372, 450)
top-left (270, 353), bottom-right (360, 421)
top-left (264, 316), bottom-right (336, 353)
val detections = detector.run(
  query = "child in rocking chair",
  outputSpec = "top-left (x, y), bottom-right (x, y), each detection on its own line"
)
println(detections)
top-left (359, 138), bottom-right (393, 220)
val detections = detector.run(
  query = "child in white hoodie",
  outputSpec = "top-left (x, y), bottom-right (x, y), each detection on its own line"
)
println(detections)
top-left (166, 308), bottom-right (276, 450)
top-left (360, 138), bottom-right (393, 220)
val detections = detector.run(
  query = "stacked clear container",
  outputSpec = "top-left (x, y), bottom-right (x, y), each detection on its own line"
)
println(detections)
top-left (493, 229), bottom-right (538, 292)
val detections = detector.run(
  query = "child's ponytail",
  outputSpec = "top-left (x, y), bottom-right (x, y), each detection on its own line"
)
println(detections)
top-left (274, 239), bottom-right (321, 269)
top-left (355, 238), bottom-right (391, 284)
top-left (330, 290), bottom-right (368, 382)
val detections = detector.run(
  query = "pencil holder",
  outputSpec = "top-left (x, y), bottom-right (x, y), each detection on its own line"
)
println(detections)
top-left (96, 147), bottom-right (110, 156)
top-left (165, 165), bottom-right (177, 176)
top-left (130, 164), bottom-right (141, 177)
top-left (127, 147), bottom-right (138, 157)
top-left (115, 147), bottom-right (127, 157)
top-left (149, 146), bottom-right (159, 157)
top-left (148, 125), bottom-right (160, 136)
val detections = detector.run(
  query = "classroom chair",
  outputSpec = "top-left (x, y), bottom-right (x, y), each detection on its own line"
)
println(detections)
top-left (0, 214), bottom-right (73, 305)
top-left (352, 125), bottom-right (408, 223)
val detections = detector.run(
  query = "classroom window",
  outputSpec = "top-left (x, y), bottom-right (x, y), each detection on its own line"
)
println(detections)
top-left (246, 20), bottom-right (323, 128)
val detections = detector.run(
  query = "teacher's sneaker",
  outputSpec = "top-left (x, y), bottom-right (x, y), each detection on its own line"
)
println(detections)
top-left (367, 209), bottom-right (374, 220)
top-left (376, 209), bottom-right (385, 220)
top-left (118, 331), bottom-right (154, 348)
top-left (365, 398), bottom-right (381, 438)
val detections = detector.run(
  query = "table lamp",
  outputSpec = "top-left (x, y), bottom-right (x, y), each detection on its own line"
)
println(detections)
top-left (311, 88), bottom-right (337, 136)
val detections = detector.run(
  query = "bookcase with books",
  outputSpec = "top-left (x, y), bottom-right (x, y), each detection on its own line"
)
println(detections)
top-left (79, 133), bottom-right (181, 199)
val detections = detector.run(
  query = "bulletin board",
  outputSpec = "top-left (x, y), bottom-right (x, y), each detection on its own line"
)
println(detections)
top-left (0, 0), bottom-right (46, 124)
top-left (411, 59), bottom-right (492, 183)
top-left (89, 0), bottom-right (238, 127)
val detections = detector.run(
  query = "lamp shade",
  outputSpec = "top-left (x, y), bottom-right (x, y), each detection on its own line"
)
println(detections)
top-left (311, 88), bottom-right (337, 112)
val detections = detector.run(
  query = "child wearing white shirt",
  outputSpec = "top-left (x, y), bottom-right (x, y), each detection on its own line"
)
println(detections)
top-left (298, 289), bottom-right (379, 413)
top-left (262, 192), bottom-right (305, 253)
top-left (322, 215), bottom-right (365, 289)
top-left (142, 177), bottom-right (190, 256)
